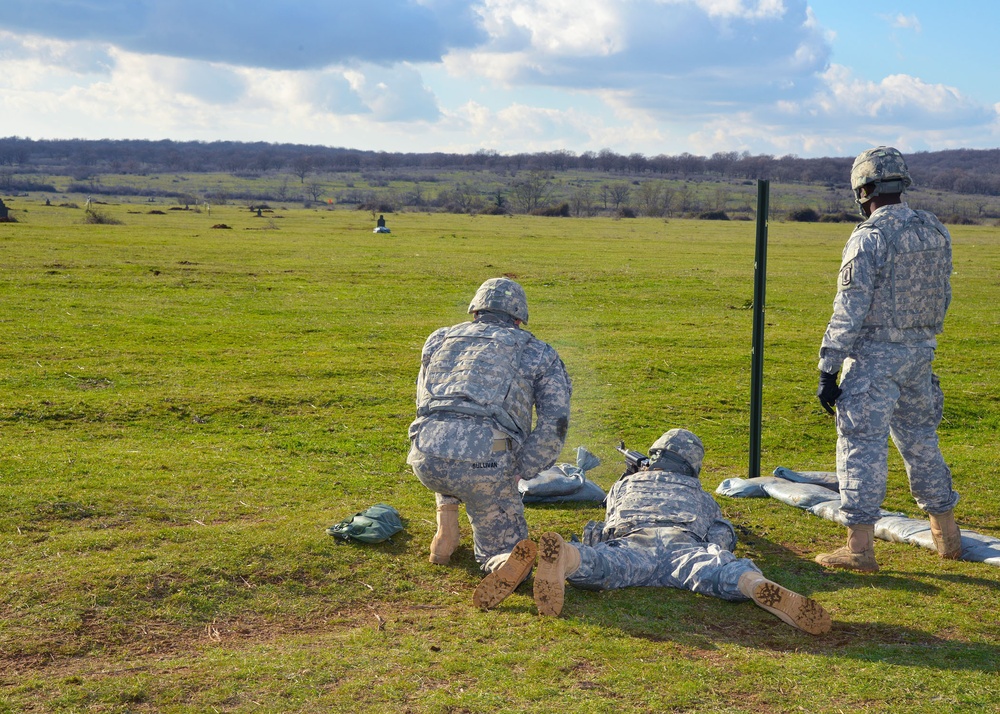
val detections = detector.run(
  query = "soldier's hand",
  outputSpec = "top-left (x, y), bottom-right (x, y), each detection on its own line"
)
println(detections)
top-left (817, 371), bottom-right (842, 415)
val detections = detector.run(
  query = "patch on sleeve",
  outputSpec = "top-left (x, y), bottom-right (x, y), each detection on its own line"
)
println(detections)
top-left (839, 260), bottom-right (854, 289)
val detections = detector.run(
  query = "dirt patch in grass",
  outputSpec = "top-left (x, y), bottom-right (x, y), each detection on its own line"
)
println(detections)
top-left (77, 377), bottom-right (114, 390)
top-left (0, 601), bottom-right (452, 680)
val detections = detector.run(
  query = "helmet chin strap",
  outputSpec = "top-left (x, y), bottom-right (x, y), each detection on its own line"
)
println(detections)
top-left (854, 179), bottom-right (906, 217)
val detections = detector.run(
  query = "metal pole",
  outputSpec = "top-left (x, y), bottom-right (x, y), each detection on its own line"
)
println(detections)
top-left (749, 179), bottom-right (769, 478)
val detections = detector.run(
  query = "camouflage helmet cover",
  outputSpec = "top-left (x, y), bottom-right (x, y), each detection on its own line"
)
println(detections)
top-left (649, 428), bottom-right (704, 476)
top-left (468, 277), bottom-right (529, 323)
top-left (850, 146), bottom-right (912, 194)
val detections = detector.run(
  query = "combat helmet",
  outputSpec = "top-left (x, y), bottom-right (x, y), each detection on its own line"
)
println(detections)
top-left (850, 146), bottom-right (912, 211)
top-left (468, 277), bottom-right (529, 324)
top-left (648, 428), bottom-right (704, 477)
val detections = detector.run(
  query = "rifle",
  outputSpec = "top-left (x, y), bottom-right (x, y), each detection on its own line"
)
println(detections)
top-left (616, 440), bottom-right (650, 478)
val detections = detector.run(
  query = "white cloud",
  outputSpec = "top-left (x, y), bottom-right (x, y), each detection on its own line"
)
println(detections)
top-left (686, 63), bottom-right (1000, 157)
top-left (805, 65), bottom-right (992, 127)
top-left (886, 13), bottom-right (922, 32)
top-left (352, 65), bottom-right (441, 122)
top-left (452, 0), bottom-right (830, 114)
top-left (477, 0), bottom-right (623, 56)
top-left (694, 0), bottom-right (786, 20)
top-left (0, 30), bottom-right (112, 77)
top-left (483, 102), bottom-right (592, 147)
top-left (289, 71), bottom-right (371, 116)
top-left (132, 55), bottom-right (247, 104)
top-left (450, 100), bottom-right (558, 149)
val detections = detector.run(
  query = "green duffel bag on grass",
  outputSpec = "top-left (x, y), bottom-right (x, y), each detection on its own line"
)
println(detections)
top-left (326, 503), bottom-right (404, 543)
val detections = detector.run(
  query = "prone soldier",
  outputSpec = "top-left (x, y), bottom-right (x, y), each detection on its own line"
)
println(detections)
top-left (475, 429), bottom-right (831, 635)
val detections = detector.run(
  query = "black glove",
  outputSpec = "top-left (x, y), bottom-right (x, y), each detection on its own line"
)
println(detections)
top-left (817, 371), bottom-right (842, 415)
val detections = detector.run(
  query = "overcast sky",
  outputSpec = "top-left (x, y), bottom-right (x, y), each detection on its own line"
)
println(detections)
top-left (1, 0), bottom-right (997, 158)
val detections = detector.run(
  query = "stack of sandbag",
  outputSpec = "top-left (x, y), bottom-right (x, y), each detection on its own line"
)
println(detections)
top-left (520, 446), bottom-right (605, 504)
top-left (716, 467), bottom-right (1000, 566)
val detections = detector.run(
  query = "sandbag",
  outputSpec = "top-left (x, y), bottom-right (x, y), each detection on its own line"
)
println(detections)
top-left (771, 467), bottom-right (839, 490)
top-left (520, 463), bottom-right (586, 497)
top-left (715, 476), bottom-right (778, 498)
top-left (762, 479), bottom-right (842, 509)
top-left (520, 446), bottom-right (606, 503)
top-left (718, 466), bottom-right (1000, 566)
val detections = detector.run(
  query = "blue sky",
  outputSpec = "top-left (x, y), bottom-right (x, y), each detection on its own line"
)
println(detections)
top-left (0, 0), bottom-right (997, 158)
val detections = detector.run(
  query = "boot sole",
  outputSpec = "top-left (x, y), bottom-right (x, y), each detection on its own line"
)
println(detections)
top-left (473, 540), bottom-right (537, 610)
top-left (533, 532), bottom-right (566, 617)
top-left (752, 582), bottom-right (832, 636)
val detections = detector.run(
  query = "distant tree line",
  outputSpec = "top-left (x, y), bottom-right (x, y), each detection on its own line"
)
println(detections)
top-left (3, 136), bottom-right (1000, 196)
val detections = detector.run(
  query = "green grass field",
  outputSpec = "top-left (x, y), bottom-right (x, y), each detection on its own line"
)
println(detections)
top-left (2, 199), bottom-right (999, 712)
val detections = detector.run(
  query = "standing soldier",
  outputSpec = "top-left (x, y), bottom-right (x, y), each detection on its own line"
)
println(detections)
top-left (815, 146), bottom-right (961, 573)
top-left (407, 278), bottom-right (572, 591)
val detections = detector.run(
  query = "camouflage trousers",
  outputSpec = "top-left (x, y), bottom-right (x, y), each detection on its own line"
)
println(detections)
top-left (567, 527), bottom-right (760, 601)
top-left (408, 442), bottom-right (527, 572)
top-left (836, 342), bottom-right (960, 525)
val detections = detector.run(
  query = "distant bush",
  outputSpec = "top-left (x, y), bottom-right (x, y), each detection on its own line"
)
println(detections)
top-left (698, 210), bottom-right (729, 220)
top-left (0, 178), bottom-right (57, 192)
top-left (531, 203), bottom-right (570, 217)
top-left (615, 207), bottom-right (637, 218)
top-left (68, 182), bottom-right (145, 196)
top-left (819, 212), bottom-right (858, 223)
top-left (357, 200), bottom-right (396, 214)
top-left (787, 207), bottom-right (821, 222)
top-left (83, 208), bottom-right (123, 225)
top-left (941, 215), bottom-right (978, 225)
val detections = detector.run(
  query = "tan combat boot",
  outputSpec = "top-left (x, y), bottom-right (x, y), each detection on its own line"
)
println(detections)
top-left (473, 539), bottom-right (538, 610)
top-left (429, 504), bottom-right (461, 565)
top-left (929, 510), bottom-right (963, 560)
top-left (533, 532), bottom-right (581, 617)
top-left (737, 572), bottom-right (832, 635)
top-left (815, 524), bottom-right (879, 573)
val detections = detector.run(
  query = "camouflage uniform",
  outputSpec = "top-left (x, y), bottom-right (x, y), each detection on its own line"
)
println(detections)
top-left (567, 431), bottom-right (760, 601)
top-left (819, 202), bottom-right (959, 525)
top-left (408, 282), bottom-right (571, 572)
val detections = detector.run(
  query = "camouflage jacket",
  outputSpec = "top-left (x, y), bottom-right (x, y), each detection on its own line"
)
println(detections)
top-left (602, 467), bottom-right (730, 542)
top-left (410, 313), bottom-right (572, 480)
top-left (819, 203), bottom-right (951, 373)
